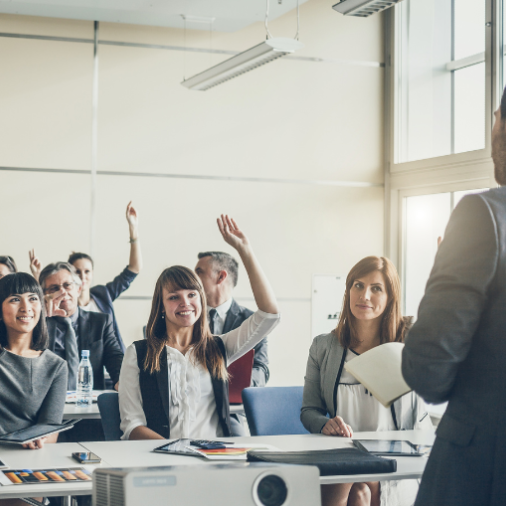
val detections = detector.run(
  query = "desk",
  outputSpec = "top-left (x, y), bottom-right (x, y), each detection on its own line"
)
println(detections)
top-left (81, 430), bottom-right (435, 485)
top-left (0, 443), bottom-right (103, 500)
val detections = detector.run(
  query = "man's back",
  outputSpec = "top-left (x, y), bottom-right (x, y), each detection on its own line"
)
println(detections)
top-left (402, 187), bottom-right (506, 506)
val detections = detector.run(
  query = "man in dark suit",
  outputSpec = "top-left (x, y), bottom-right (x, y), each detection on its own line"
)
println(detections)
top-left (40, 262), bottom-right (123, 391)
top-left (196, 251), bottom-right (270, 435)
top-left (402, 90), bottom-right (506, 506)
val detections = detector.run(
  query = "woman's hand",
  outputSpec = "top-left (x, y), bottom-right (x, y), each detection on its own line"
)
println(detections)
top-left (22, 437), bottom-right (47, 450)
top-left (217, 215), bottom-right (250, 252)
top-left (322, 416), bottom-right (353, 438)
top-left (126, 201), bottom-right (139, 233)
top-left (29, 249), bottom-right (42, 281)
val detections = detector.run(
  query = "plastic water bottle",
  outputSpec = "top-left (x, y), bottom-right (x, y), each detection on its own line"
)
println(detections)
top-left (76, 350), bottom-right (93, 407)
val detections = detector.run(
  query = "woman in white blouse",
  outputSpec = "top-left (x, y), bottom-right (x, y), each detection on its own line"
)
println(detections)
top-left (119, 215), bottom-right (280, 440)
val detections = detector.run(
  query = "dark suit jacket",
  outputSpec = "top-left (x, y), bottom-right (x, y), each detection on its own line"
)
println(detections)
top-left (223, 299), bottom-right (270, 387)
top-left (47, 308), bottom-right (124, 389)
top-left (90, 266), bottom-right (137, 353)
top-left (402, 188), bottom-right (506, 506)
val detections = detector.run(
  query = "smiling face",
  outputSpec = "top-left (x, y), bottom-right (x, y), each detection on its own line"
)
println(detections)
top-left (349, 270), bottom-right (389, 321)
top-left (72, 258), bottom-right (93, 292)
top-left (43, 269), bottom-right (81, 317)
top-left (1, 291), bottom-right (42, 339)
top-left (162, 286), bottom-right (202, 330)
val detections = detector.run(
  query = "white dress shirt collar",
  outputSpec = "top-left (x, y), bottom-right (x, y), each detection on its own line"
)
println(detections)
top-left (208, 297), bottom-right (233, 321)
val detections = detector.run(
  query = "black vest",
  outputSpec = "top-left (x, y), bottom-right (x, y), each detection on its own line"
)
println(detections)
top-left (133, 338), bottom-right (232, 439)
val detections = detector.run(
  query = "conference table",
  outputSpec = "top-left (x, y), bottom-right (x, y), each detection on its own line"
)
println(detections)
top-left (0, 430), bottom-right (435, 501)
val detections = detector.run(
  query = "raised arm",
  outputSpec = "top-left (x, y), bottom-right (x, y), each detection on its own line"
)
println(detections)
top-left (217, 215), bottom-right (278, 315)
top-left (29, 249), bottom-right (42, 281)
top-left (126, 201), bottom-right (142, 274)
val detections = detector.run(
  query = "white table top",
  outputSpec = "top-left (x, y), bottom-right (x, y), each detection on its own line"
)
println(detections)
top-left (62, 402), bottom-right (244, 419)
top-left (0, 430), bottom-right (435, 498)
top-left (81, 430), bottom-right (435, 485)
top-left (0, 443), bottom-right (102, 499)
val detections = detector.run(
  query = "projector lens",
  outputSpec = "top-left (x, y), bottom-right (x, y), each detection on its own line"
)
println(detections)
top-left (256, 475), bottom-right (288, 506)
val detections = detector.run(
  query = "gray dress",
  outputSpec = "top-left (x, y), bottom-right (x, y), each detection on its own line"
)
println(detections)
top-left (0, 348), bottom-right (68, 435)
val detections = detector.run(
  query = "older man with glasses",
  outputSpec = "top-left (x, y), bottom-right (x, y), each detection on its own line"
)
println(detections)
top-left (40, 262), bottom-right (124, 393)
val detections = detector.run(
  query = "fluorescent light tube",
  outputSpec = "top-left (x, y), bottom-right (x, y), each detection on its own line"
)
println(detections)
top-left (181, 37), bottom-right (304, 91)
top-left (332, 0), bottom-right (403, 17)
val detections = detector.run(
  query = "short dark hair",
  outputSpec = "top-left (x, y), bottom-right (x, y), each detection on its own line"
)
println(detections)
top-left (39, 262), bottom-right (82, 291)
top-left (197, 251), bottom-right (239, 287)
top-left (0, 272), bottom-right (49, 350)
top-left (0, 256), bottom-right (17, 274)
top-left (68, 252), bottom-right (94, 268)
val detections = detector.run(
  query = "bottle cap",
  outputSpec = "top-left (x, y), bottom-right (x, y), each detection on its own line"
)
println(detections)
top-left (81, 350), bottom-right (90, 358)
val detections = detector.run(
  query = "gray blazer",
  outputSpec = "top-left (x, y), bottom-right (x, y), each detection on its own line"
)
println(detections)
top-left (402, 188), bottom-right (506, 506)
top-left (301, 332), bottom-right (431, 434)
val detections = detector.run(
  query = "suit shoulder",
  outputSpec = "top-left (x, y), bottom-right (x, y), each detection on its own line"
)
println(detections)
top-left (236, 303), bottom-right (254, 318)
top-left (84, 310), bottom-right (112, 324)
top-left (311, 332), bottom-right (339, 351)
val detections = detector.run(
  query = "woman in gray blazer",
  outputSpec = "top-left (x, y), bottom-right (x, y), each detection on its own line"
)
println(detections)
top-left (301, 256), bottom-right (431, 506)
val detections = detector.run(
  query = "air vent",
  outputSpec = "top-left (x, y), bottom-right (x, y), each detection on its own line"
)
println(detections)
top-left (94, 473), bottom-right (125, 506)
top-left (332, 0), bottom-right (403, 17)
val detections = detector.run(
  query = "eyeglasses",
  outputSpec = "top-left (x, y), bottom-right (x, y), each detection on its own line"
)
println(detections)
top-left (44, 282), bottom-right (75, 294)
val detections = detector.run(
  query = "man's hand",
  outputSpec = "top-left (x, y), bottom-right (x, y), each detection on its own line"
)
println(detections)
top-left (22, 437), bottom-right (47, 450)
top-left (217, 214), bottom-right (250, 252)
top-left (321, 416), bottom-right (353, 438)
top-left (29, 248), bottom-right (42, 281)
top-left (44, 290), bottom-right (68, 318)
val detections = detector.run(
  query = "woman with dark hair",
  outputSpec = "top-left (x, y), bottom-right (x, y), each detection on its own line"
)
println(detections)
top-left (0, 273), bottom-right (67, 449)
top-left (29, 202), bottom-right (141, 351)
top-left (0, 256), bottom-right (17, 279)
top-left (301, 256), bottom-right (431, 506)
top-left (119, 215), bottom-right (280, 440)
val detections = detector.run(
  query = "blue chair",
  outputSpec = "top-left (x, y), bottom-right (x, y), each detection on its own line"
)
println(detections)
top-left (242, 386), bottom-right (309, 436)
top-left (97, 392), bottom-right (123, 441)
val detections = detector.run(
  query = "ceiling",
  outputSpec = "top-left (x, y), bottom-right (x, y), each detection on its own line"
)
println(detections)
top-left (0, 0), bottom-right (309, 32)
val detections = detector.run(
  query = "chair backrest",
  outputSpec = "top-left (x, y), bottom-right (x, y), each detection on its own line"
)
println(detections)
top-left (242, 386), bottom-right (309, 436)
top-left (97, 392), bottom-right (123, 441)
top-left (228, 350), bottom-right (255, 404)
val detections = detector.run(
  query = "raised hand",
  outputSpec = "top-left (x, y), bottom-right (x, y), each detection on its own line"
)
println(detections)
top-left (44, 290), bottom-right (68, 318)
top-left (29, 248), bottom-right (42, 281)
top-left (217, 215), bottom-right (250, 252)
top-left (126, 201), bottom-right (139, 232)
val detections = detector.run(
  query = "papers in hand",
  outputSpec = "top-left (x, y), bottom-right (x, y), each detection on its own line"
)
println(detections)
top-left (343, 342), bottom-right (411, 408)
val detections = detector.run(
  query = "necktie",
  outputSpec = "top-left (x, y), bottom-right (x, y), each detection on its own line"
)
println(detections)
top-left (209, 308), bottom-right (218, 335)
top-left (57, 317), bottom-right (79, 390)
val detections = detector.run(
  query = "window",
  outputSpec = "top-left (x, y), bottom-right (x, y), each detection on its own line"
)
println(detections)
top-left (403, 188), bottom-right (489, 317)
top-left (396, 0), bottom-right (486, 164)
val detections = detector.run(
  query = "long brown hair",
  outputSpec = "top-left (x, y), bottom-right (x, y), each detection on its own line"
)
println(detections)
top-left (144, 265), bottom-right (228, 380)
top-left (335, 256), bottom-right (407, 348)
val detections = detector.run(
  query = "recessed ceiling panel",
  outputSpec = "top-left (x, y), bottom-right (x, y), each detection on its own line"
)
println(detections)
top-left (0, 0), bottom-right (308, 32)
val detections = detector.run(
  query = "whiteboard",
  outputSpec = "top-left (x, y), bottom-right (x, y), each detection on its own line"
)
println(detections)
top-left (311, 274), bottom-right (346, 339)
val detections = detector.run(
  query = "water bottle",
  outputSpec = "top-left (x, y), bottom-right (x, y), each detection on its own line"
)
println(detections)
top-left (76, 350), bottom-right (93, 407)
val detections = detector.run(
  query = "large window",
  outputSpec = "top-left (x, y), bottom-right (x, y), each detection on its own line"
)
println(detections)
top-left (403, 188), bottom-right (489, 317)
top-left (396, 0), bottom-right (486, 164)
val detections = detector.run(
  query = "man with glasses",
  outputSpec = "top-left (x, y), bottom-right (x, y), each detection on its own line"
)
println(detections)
top-left (40, 262), bottom-right (123, 392)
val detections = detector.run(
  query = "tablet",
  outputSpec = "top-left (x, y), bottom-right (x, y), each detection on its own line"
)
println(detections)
top-left (0, 420), bottom-right (80, 445)
top-left (353, 440), bottom-right (422, 457)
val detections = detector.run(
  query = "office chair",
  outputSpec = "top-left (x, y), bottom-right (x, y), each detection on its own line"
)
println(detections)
top-left (242, 386), bottom-right (309, 436)
top-left (97, 392), bottom-right (123, 441)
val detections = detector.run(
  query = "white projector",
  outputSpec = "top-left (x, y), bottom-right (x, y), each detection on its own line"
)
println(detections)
top-left (93, 463), bottom-right (320, 506)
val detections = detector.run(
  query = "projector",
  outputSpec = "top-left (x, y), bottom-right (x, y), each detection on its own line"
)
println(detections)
top-left (93, 463), bottom-right (320, 506)
top-left (332, 0), bottom-right (403, 17)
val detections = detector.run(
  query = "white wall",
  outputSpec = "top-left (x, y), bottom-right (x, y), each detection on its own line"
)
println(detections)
top-left (0, 0), bottom-right (385, 386)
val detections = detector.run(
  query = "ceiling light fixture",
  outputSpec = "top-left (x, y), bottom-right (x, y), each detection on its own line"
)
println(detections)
top-left (332, 0), bottom-right (403, 17)
top-left (181, 0), bottom-right (303, 91)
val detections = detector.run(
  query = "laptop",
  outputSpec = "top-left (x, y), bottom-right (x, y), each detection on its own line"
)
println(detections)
top-left (228, 350), bottom-right (255, 404)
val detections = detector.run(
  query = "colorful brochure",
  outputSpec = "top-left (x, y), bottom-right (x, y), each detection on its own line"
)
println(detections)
top-left (0, 468), bottom-right (92, 486)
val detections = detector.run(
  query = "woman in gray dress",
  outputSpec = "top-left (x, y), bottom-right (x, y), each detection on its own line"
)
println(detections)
top-left (0, 272), bottom-right (68, 446)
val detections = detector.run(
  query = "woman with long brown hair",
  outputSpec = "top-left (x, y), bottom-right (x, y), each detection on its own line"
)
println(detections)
top-left (301, 256), bottom-right (431, 506)
top-left (118, 215), bottom-right (279, 440)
